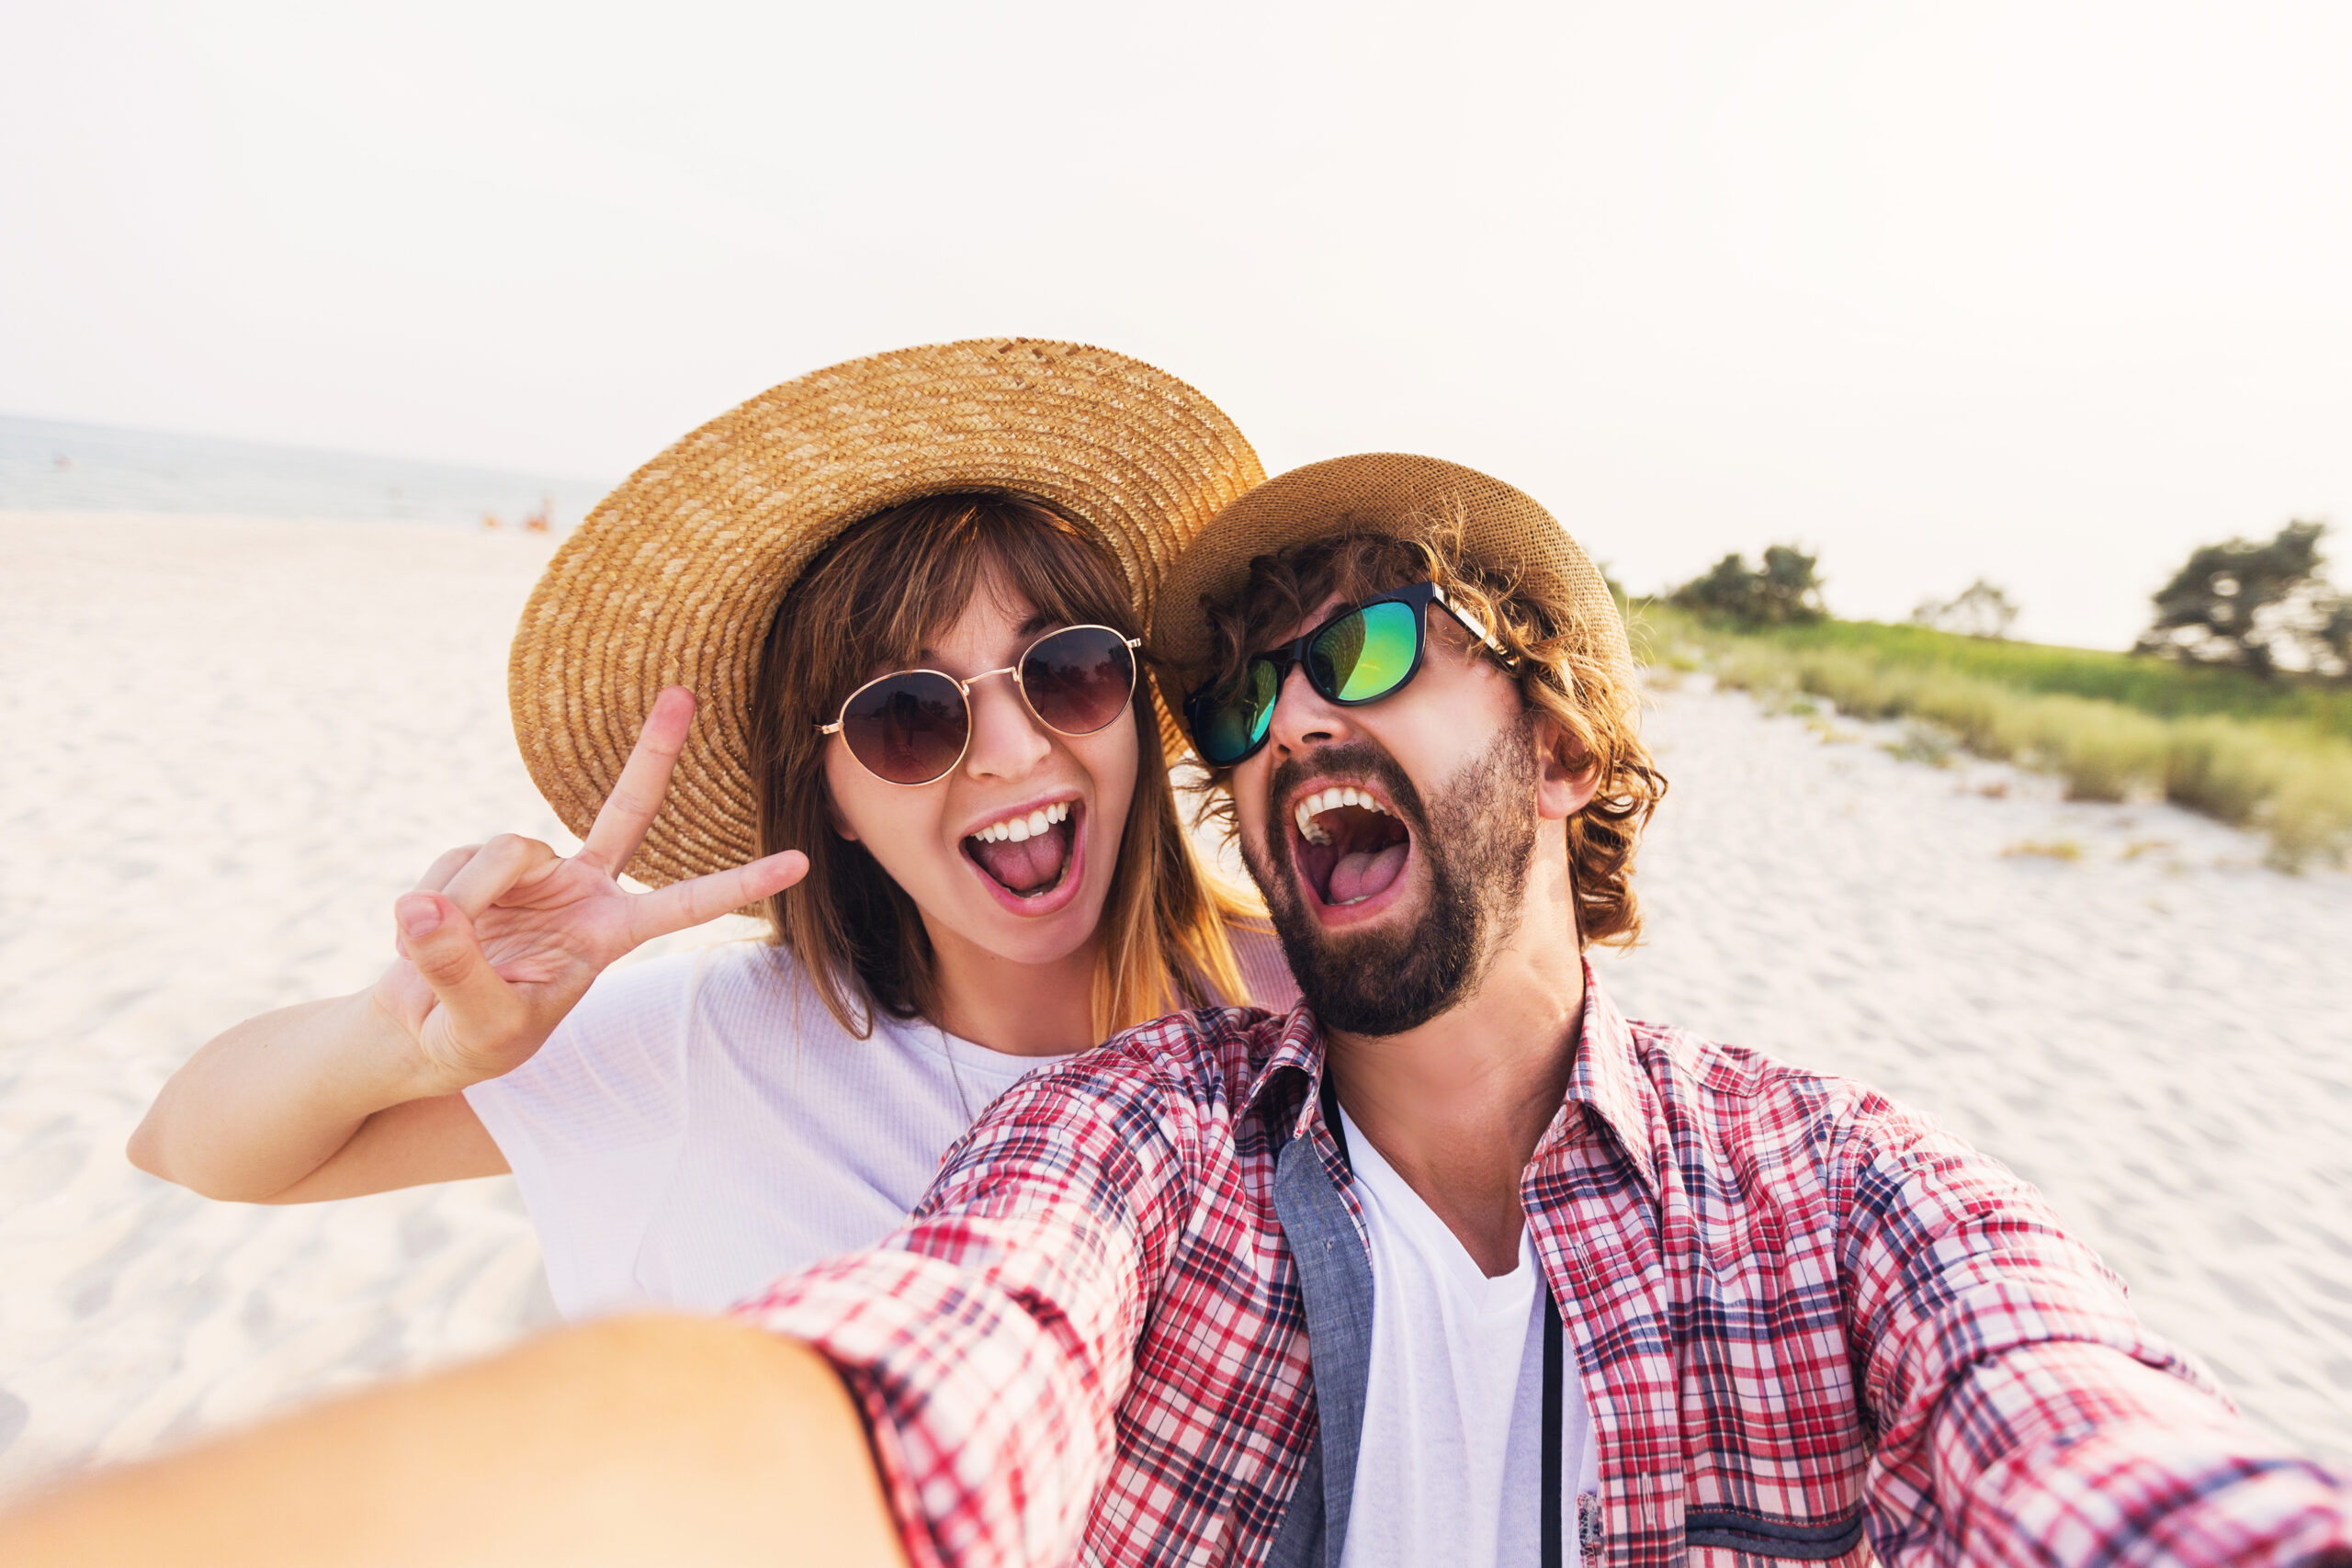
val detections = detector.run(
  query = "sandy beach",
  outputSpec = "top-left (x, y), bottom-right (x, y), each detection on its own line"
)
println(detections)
top-left (2, 510), bottom-right (2347, 1503)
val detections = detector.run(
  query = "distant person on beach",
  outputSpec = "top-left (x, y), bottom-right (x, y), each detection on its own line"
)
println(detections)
top-left (25, 453), bottom-right (2347, 1568)
top-left (126, 341), bottom-right (1293, 1318)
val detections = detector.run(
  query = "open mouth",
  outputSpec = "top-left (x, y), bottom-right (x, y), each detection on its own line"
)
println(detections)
top-left (1292, 785), bottom-right (1411, 909)
top-left (963, 800), bottom-right (1080, 902)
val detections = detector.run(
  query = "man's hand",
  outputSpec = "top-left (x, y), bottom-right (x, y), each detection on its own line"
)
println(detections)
top-left (376, 686), bottom-right (807, 1092)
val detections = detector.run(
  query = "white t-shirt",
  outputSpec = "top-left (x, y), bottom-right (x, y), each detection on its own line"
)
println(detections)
top-left (1338, 1108), bottom-right (1601, 1568)
top-left (466, 931), bottom-right (1296, 1320)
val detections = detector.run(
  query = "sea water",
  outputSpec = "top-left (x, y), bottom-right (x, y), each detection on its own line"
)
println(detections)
top-left (0, 413), bottom-right (608, 528)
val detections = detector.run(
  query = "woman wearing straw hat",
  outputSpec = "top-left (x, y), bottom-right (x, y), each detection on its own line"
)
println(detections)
top-left (128, 340), bottom-right (1295, 1319)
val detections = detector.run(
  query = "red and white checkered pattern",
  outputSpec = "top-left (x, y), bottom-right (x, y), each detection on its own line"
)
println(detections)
top-left (742, 973), bottom-right (2350, 1567)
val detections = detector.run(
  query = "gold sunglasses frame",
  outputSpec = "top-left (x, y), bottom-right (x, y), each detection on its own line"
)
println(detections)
top-left (816, 624), bottom-right (1145, 786)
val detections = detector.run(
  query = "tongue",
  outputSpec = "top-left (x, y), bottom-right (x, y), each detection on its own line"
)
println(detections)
top-left (1326, 841), bottom-right (1408, 906)
top-left (973, 823), bottom-right (1070, 896)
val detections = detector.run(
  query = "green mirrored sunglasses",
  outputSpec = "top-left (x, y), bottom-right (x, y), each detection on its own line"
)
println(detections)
top-left (1182, 581), bottom-right (1511, 767)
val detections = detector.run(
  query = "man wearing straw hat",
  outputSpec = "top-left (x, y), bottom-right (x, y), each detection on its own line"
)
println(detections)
top-left (9, 457), bottom-right (2347, 1567)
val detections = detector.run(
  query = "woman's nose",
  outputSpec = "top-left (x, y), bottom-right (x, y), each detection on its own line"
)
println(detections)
top-left (961, 673), bottom-right (1053, 779)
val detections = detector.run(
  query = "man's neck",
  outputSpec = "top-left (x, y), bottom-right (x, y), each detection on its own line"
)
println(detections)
top-left (1325, 864), bottom-right (1585, 1277)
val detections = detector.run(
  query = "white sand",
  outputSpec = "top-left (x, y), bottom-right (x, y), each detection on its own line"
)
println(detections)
top-left (1, 513), bottom-right (2346, 1503)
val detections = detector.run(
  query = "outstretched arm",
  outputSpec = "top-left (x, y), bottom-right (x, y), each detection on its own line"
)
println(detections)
top-left (737, 1042), bottom-right (1210, 1568)
top-left (130, 688), bottom-right (806, 1202)
top-left (0, 1315), bottom-right (908, 1568)
top-left (15, 1024), bottom-right (1214, 1567)
top-left (1838, 1104), bottom-right (2352, 1565)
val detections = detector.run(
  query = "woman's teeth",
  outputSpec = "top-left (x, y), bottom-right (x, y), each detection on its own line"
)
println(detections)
top-left (1293, 785), bottom-right (1390, 846)
top-left (972, 800), bottom-right (1072, 844)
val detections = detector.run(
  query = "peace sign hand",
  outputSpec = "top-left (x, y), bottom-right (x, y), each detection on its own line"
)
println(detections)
top-left (373, 687), bottom-right (807, 1094)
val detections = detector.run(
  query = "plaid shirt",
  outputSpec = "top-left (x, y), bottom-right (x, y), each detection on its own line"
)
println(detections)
top-left (742, 971), bottom-right (2350, 1567)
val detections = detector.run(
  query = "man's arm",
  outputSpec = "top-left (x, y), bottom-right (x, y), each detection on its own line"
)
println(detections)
top-left (7, 1030), bottom-right (1214, 1568)
top-left (735, 1048), bottom-right (1204, 1568)
top-left (0, 1315), bottom-right (906, 1568)
top-left (1836, 1100), bottom-right (2352, 1565)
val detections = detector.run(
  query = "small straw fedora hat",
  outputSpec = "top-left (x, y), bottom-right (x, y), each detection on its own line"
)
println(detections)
top-left (1148, 452), bottom-right (1635, 726)
top-left (510, 339), bottom-right (1265, 888)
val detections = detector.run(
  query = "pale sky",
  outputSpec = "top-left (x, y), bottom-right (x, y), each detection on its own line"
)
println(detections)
top-left (6, 0), bottom-right (2350, 649)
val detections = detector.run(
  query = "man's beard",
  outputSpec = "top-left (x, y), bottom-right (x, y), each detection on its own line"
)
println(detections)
top-left (1241, 720), bottom-right (1542, 1036)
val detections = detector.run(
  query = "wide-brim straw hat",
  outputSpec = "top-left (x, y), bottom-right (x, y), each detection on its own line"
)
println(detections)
top-left (510, 339), bottom-right (1265, 888)
top-left (1148, 452), bottom-right (1635, 730)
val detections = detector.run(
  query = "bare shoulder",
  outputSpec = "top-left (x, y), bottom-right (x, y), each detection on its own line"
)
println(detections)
top-left (1221, 914), bottom-right (1300, 1013)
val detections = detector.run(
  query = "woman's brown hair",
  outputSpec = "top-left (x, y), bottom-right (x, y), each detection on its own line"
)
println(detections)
top-left (1193, 515), bottom-right (1667, 949)
top-left (749, 491), bottom-right (1255, 1039)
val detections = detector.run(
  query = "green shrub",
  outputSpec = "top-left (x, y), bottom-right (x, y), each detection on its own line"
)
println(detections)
top-left (2263, 749), bottom-right (2352, 870)
top-left (2030, 697), bottom-right (2169, 803)
top-left (2164, 717), bottom-right (2276, 826)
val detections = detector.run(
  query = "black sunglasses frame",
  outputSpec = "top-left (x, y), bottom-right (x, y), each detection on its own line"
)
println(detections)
top-left (819, 623), bottom-right (1143, 786)
top-left (1182, 581), bottom-right (1512, 767)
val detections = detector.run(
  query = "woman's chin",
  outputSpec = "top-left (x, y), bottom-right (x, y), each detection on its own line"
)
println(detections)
top-left (957, 891), bottom-right (1107, 969)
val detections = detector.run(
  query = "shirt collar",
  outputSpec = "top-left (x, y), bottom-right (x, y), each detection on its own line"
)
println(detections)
top-left (1239, 1003), bottom-right (1329, 1145)
top-left (1549, 962), bottom-right (1661, 1195)
top-left (1238, 961), bottom-right (1661, 1194)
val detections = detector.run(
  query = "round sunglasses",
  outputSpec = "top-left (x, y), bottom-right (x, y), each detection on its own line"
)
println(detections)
top-left (1183, 581), bottom-right (1511, 767)
top-left (819, 623), bottom-right (1143, 785)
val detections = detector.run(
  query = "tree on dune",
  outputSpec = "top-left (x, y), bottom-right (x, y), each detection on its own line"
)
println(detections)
top-left (2135, 520), bottom-right (2351, 679)
top-left (1912, 579), bottom-right (2018, 640)
top-left (1668, 544), bottom-right (1826, 627)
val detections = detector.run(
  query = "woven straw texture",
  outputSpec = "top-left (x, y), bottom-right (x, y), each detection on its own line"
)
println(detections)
top-left (1148, 453), bottom-right (1634, 728)
top-left (510, 339), bottom-right (1264, 887)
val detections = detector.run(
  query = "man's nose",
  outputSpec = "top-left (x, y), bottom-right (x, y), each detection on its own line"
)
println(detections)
top-left (961, 674), bottom-right (1053, 780)
top-left (1267, 662), bottom-right (1356, 755)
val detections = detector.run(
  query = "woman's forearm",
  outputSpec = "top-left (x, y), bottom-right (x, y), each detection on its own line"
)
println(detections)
top-left (0, 1316), bottom-right (910, 1568)
top-left (128, 989), bottom-right (448, 1201)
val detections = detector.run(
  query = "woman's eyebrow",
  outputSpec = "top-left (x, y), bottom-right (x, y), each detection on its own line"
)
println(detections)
top-left (907, 614), bottom-right (1062, 669)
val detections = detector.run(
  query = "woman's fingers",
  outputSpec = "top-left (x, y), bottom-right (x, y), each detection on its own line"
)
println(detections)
top-left (393, 894), bottom-right (526, 1044)
top-left (411, 845), bottom-right (483, 895)
top-left (626, 851), bottom-right (808, 945)
top-left (580, 687), bottom-right (697, 877)
top-left (439, 834), bottom-right (564, 919)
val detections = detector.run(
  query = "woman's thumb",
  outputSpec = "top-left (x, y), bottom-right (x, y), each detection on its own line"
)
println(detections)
top-left (394, 894), bottom-right (522, 1037)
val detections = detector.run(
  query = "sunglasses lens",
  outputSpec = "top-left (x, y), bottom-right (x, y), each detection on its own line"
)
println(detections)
top-left (1020, 626), bottom-right (1137, 737)
top-left (838, 672), bottom-right (968, 784)
top-left (1310, 599), bottom-right (1419, 701)
top-left (1191, 658), bottom-right (1280, 766)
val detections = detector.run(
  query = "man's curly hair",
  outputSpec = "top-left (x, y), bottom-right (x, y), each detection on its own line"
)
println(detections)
top-left (1189, 512), bottom-right (1666, 949)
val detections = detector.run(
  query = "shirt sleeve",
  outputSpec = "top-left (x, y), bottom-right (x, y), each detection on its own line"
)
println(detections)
top-left (1834, 1100), bottom-right (2352, 1566)
top-left (734, 1040), bottom-right (1205, 1568)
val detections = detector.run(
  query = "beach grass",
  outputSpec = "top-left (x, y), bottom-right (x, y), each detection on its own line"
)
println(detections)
top-left (1633, 603), bottom-right (2352, 870)
top-left (1724, 615), bottom-right (2352, 740)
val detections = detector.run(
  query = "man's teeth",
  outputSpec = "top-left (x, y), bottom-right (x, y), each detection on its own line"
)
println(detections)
top-left (971, 801), bottom-right (1072, 844)
top-left (1292, 785), bottom-right (1391, 847)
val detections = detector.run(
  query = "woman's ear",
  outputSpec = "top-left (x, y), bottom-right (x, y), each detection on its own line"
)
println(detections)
top-left (1532, 712), bottom-right (1601, 823)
